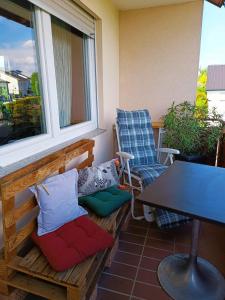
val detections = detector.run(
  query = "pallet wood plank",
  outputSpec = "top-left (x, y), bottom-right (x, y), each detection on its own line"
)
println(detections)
top-left (8, 259), bottom-right (69, 288)
top-left (19, 247), bottom-right (41, 269)
top-left (1, 157), bottom-right (65, 201)
top-left (7, 221), bottom-right (36, 254)
top-left (77, 155), bottom-right (94, 170)
top-left (4, 197), bottom-right (37, 229)
top-left (29, 255), bottom-right (48, 274)
top-left (3, 273), bottom-right (67, 300)
top-left (67, 286), bottom-right (80, 300)
top-left (0, 139), bottom-right (131, 300)
top-left (65, 142), bottom-right (94, 165)
top-left (2, 197), bottom-right (17, 261)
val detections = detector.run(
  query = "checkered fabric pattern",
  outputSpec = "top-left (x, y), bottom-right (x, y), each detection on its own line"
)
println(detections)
top-left (131, 164), bottom-right (167, 187)
top-left (116, 108), bottom-right (191, 229)
top-left (117, 109), bottom-right (157, 167)
top-left (155, 208), bottom-right (191, 229)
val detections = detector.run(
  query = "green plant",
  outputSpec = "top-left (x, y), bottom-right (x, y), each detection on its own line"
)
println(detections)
top-left (163, 101), bottom-right (224, 157)
top-left (0, 86), bottom-right (10, 101)
top-left (196, 69), bottom-right (208, 110)
top-left (0, 102), bottom-right (12, 122)
top-left (31, 72), bottom-right (40, 96)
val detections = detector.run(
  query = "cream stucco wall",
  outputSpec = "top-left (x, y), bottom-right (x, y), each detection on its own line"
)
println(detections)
top-left (119, 0), bottom-right (203, 121)
top-left (79, 0), bottom-right (120, 164)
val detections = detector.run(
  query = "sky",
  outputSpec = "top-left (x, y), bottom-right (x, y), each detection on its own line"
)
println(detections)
top-left (0, 15), bottom-right (37, 76)
top-left (199, 1), bottom-right (225, 69)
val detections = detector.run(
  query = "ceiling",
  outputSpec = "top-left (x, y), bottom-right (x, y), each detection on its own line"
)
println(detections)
top-left (111, 0), bottom-right (197, 11)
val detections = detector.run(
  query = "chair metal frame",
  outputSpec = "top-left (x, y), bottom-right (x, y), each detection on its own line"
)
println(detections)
top-left (115, 122), bottom-right (180, 221)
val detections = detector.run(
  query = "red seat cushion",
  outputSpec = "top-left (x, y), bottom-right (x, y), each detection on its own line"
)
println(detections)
top-left (32, 216), bottom-right (114, 272)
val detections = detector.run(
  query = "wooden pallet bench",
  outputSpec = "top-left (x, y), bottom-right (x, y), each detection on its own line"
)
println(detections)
top-left (0, 139), bottom-right (130, 300)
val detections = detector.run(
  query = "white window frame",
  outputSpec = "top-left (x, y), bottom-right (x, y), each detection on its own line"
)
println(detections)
top-left (0, 1), bottom-right (98, 167)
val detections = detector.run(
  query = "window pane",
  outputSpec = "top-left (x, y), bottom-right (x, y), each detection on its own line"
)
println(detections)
top-left (0, 0), bottom-right (46, 146)
top-left (51, 16), bottom-right (91, 129)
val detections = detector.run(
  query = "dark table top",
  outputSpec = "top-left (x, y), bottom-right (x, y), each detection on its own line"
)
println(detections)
top-left (137, 161), bottom-right (225, 225)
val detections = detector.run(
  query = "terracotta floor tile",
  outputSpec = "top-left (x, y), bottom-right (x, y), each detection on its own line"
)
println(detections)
top-left (128, 219), bottom-right (149, 228)
top-left (119, 241), bottom-right (143, 255)
top-left (140, 256), bottom-right (160, 271)
top-left (173, 223), bottom-right (192, 244)
top-left (132, 282), bottom-right (171, 300)
top-left (104, 262), bottom-right (137, 280)
top-left (98, 273), bottom-right (133, 295)
top-left (136, 268), bottom-right (159, 286)
top-left (146, 238), bottom-right (174, 251)
top-left (119, 232), bottom-right (146, 245)
top-left (97, 288), bottom-right (130, 300)
top-left (143, 247), bottom-right (172, 260)
top-left (125, 225), bottom-right (148, 236)
top-left (148, 229), bottom-right (174, 241)
top-left (175, 242), bottom-right (191, 253)
top-left (114, 251), bottom-right (141, 266)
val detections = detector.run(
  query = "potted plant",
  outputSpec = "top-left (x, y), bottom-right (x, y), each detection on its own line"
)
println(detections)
top-left (163, 101), bottom-right (224, 164)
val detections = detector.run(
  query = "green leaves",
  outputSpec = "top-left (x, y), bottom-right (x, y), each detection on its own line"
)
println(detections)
top-left (163, 101), bottom-right (224, 156)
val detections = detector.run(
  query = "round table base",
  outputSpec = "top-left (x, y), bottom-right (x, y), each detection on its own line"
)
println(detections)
top-left (158, 254), bottom-right (225, 300)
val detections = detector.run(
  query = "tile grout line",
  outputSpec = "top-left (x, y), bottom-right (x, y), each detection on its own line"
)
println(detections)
top-left (112, 257), bottom-right (160, 269)
top-left (129, 221), bottom-right (150, 300)
top-left (98, 286), bottom-right (147, 300)
top-left (102, 271), bottom-right (161, 288)
top-left (118, 243), bottom-right (173, 253)
top-left (98, 286), bottom-right (130, 297)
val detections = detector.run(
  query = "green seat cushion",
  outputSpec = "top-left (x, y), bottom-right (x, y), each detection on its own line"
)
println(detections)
top-left (78, 185), bottom-right (131, 217)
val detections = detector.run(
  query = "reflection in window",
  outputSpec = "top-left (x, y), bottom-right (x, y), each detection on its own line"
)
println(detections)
top-left (0, 0), bottom-right (45, 146)
top-left (51, 16), bottom-right (91, 129)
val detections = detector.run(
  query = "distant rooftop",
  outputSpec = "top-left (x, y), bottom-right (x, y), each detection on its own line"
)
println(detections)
top-left (207, 0), bottom-right (225, 7)
top-left (206, 65), bottom-right (225, 91)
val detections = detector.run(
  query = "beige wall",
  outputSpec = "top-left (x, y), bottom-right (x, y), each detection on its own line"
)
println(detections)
top-left (119, 0), bottom-right (203, 121)
top-left (79, 0), bottom-right (120, 164)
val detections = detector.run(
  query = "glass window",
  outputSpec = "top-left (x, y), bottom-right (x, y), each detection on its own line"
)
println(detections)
top-left (0, 0), bottom-right (45, 146)
top-left (51, 16), bottom-right (91, 129)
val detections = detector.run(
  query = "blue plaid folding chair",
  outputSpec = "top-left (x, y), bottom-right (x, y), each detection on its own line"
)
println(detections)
top-left (116, 108), bottom-right (190, 229)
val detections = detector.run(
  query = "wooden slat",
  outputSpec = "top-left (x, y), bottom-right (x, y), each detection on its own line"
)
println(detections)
top-left (0, 153), bottom-right (61, 184)
top-left (19, 247), bottom-right (41, 269)
top-left (6, 220), bottom-right (36, 254)
top-left (1, 157), bottom-right (65, 201)
top-left (4, 197), bottom-right (37, 229)
top-left (53, 266), bottom-right (75, 283)
top-left (66, 257), bottom-right (95, 285)
top-left (3, 273), bottom-right (67, 300)
top-left (29, 255), bottom-right (48, 274)
top-left (0, 259), bottom-right (8, 280)
top-left (8, 256), bottom-right (70, 288)
top-left (2, 197), bottom-right (17, 261)
top-left (67, 286), bottom-right (80, 300)
top-left (77, 155), bottom-right (94, 170)
top-left (64, 140), bottom-right (95, 165)
top-left (152, 121), bottom-right (163, 129)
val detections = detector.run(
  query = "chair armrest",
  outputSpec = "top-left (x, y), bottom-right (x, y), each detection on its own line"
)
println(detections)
top-left (158, 148), bottom-right (180, 155)
top-left (116, 151), bottom-right (134, 160)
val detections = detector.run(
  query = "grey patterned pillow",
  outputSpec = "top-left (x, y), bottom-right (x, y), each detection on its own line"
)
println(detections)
top-left (78, 160), bottom-right (119, 196)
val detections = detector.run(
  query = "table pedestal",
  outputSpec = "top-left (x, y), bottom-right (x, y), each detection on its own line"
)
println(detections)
top-left (158, 219), bottom-right (225, 300)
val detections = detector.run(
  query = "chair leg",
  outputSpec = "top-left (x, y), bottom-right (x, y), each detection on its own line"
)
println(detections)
top-left (143, 205), bottom-right (155, 222)
top-left (131, 195), bottom-right (144, 220)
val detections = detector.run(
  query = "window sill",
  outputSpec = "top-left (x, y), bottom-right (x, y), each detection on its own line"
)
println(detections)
top-left (0, 128), bottom-right (105, 178)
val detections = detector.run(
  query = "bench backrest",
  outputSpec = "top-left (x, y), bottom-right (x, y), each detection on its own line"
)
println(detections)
top-left (0, 139), bottom-right (94, 261)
